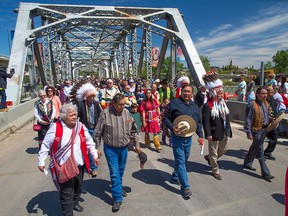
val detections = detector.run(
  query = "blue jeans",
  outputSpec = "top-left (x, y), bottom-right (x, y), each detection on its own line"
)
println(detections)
top-left (88, 129), bottom-right (98, 172)
top-left (171, 133), bottom-right (192, 191)
top-left (0, 89), bottom-right (7, 109)
top-left (104, 143), bottom-right (128, 202)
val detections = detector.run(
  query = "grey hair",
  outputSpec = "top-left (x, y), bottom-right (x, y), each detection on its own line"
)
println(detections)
top-left (59, 104), bottom-right (78, 119)
top-left (38, 90), bottom-right (46, 96)
top-left (106, 78), bottom-right (113, 84)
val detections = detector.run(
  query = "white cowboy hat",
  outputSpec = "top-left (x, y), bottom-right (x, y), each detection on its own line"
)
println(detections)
top-left (265, 112), bottom-right (286, 132)
top-left (173, 115), bottom-right (196, 137)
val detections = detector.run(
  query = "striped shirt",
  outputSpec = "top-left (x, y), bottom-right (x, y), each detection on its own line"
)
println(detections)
top-left (93, 105), bottom-right (138, 149)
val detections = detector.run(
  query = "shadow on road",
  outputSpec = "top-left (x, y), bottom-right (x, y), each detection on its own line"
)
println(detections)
top-left (225, 149), bottom-right (248, 159)
top-left (26, 191), bottom-right (61, 215)
top-left (83, 178), bottom-right (114, 205)
top-left (271, 193), bottom-right (285, 205)
top-left (157, 157), bottom-right (211, 175)
top-left (132, 168), bottom-right (180, 195)
top-left (25, 147), bottom-right (39, 154)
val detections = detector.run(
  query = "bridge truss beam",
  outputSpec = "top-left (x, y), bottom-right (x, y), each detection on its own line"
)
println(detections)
top-left (8, 3), bottom-right (205, 106)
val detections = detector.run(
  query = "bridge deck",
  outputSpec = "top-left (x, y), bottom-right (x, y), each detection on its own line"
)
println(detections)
top-left (0, 122), bottom-right (286, 215)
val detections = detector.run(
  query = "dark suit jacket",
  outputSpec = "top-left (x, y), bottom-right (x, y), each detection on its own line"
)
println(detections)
top-left (202, 103), bottom-right (232, 141)
top-left (77, 100), bottom-right (102, 129)
top-left (195, 91), bottom-right (207, 108)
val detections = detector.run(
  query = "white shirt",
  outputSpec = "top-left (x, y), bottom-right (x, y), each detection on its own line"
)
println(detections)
top-left (102, 86), bottom-right (119, 100)
top-left (64, 85), bottom-right (73, 97)
top-left (38, 121), bottom-right (98, 167)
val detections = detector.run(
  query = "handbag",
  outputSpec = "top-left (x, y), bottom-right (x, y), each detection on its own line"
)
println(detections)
top-left (53, 153), bottom-right (79, 183)
top-left (52, 129), bottom-right (79, 183)
top-left (33, 118), bottom-right (41, 131)
top-left (33, 124), bottom-right (42, 131)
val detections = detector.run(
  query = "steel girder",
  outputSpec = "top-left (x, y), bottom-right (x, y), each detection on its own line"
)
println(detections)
top-left (8, 3), bottom-right (205, 107)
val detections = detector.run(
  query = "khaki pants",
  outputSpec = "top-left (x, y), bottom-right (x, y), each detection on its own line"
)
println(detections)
top-left (208, 134), bottom-right (228, 174)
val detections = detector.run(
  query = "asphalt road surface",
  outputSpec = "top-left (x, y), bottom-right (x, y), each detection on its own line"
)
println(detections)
top-left (0, 122), bottom-right (286, 216)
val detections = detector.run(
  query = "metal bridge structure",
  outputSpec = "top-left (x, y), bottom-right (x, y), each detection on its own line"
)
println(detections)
top-left (7, 2), bottom-right (206, 106)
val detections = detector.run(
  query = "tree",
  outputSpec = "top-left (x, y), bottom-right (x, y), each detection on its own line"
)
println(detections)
top-left (264, 61), bottom-right (274, 70)
top-left (200, 55), bottom-right (211, 71)
top-left (160, 57), bottom-right (184, 80)
top-left (272, 50), bottom-right (288, 73)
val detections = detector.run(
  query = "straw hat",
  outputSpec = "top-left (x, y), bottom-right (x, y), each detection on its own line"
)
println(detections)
top-left (173, 115), bottom-right (196, 137)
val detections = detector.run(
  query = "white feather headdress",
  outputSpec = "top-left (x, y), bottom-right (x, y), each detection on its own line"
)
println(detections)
top-left (76, 83), bottom-right (97, 102)
top-left (176, 76), bottom-right (190, 87)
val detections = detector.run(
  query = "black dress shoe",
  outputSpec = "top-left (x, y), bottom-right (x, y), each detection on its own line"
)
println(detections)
top-left (122, 188), bottom-right (127, 197)
top-left (112, 201), bottom-right (122, 212)
top-left (170, 178), bottom-right (180, 185)
top-left (264, 154), bottom-right (276, 161)
top-left (73, 203), bottom-right (84, 212)
top-left (243, 165), bottom-right (256, 171)
top-left (262, 175), bottom-right (275, 181)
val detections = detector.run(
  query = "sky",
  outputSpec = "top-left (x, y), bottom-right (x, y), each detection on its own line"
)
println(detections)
top-left (0, 0), bottom-right (287, 69)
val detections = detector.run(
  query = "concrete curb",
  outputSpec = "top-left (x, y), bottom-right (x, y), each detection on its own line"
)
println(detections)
top-left (0, 98), bottom-right (37, 141)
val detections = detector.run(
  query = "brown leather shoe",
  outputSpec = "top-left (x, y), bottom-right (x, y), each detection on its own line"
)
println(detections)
top-left (213, 173), bottom-right (222, 180)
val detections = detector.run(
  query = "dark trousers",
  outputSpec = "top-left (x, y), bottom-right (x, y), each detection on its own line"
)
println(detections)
top-left (59, 166), bottom-right (84, 216)
top-left (244, 129), bottom-right (270, 177)
top-left (264, 129), bottom-right (278, 156)
top-left (0, 89), bottom-right (7, 109)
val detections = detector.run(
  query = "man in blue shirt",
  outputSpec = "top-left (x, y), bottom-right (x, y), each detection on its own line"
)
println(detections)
top-left (163, 84), bottom-right (204, 199)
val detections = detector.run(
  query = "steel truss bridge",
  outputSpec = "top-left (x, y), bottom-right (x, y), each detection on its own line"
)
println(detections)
top-left (7, 3), bottom-right (206, 106)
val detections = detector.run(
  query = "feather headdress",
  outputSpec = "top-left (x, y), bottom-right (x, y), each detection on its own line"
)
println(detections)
top-left (176, 76), bottom-right (190, 88)
top-left (70, 82), bottom-right (97, 105)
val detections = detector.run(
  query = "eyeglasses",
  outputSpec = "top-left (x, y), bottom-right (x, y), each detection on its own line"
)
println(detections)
top-left (107, 82), bottom-right (113, 84)
top-left (47, 90), bottom-right (53, 92)
top-left (39, 95), bottom-right (46, 98)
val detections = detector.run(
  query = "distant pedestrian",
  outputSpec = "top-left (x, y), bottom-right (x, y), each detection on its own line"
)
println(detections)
top-left (235, 75), bottom-right (246, 102)
top-left (130, 103), bottom-right (142, 131)
top-left (101, 79), bottom-right (119, 108)
top-left (140, 89), bottom-right (161, 151)
top-left (246, 75), bottom-right (256, 103)
top-left (0, 67), bottom-right (14, 111)
top-left (34, 90), bottom-right (55, 150)
top-left (161, 98), bottom-right (171, 146)
top-left (195, 85), bottom-right (208, 108)
top-left (46, 86), bottom-right (62, 121)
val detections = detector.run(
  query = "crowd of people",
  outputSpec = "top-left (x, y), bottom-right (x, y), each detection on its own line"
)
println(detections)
top-left (34, 72), bottom-right (287, 215)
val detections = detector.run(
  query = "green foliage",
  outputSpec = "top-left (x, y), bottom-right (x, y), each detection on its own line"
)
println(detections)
top-left (159, 57), bottom-right (184, 80)
top-left (264, 61), bottom-right (274, 70)
top-left (200, 55), bottom-right (211, 71)
top-left (272, 50), bottom-right (288, 73)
